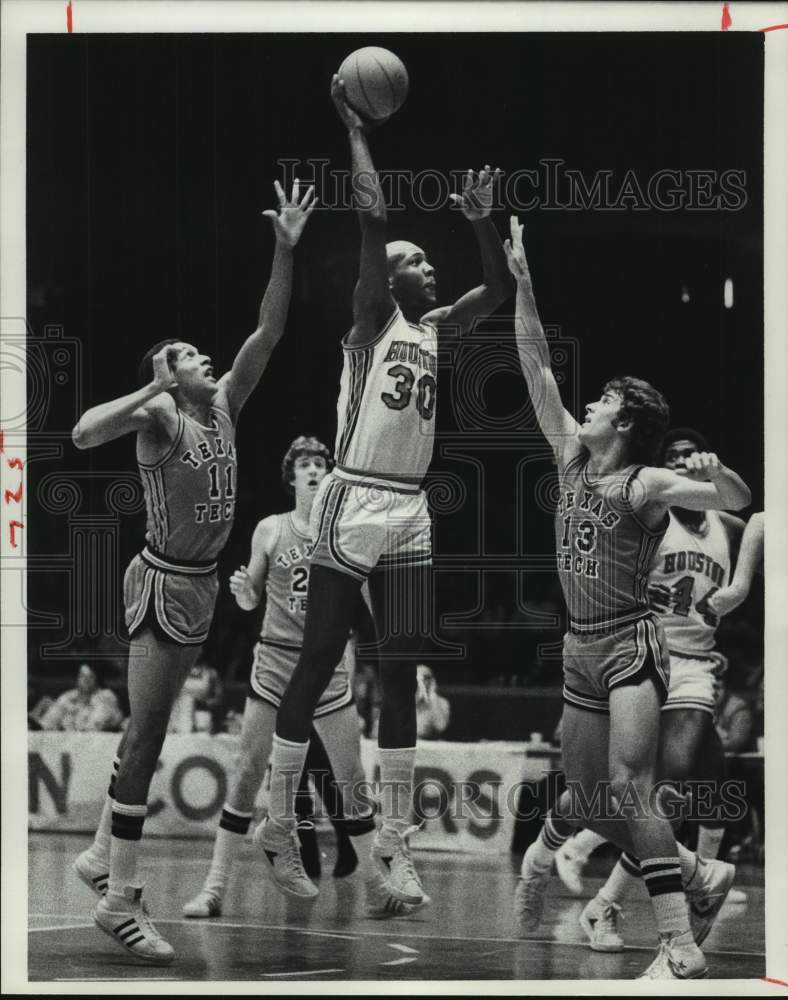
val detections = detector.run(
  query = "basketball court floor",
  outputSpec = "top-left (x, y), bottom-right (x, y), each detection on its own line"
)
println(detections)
top-left (28, 831), bottom-right (765, 983)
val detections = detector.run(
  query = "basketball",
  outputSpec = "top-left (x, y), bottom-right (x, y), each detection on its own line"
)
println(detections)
top-left (337, 47), bottom-right (409, 121)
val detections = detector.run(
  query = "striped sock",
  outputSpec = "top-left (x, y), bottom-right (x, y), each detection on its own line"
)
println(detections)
top-left (571, 828), bottom-right (607, 861)
top-left (204, 805), bottom-right (253, 899)
top-left (89, 755), bottom-right (121, 863)
top-left (528, 811), bottom-right (574, 872)
top-left (640, 856), bottom-right (690, 936)
top-left (108, 802), bottom-right (147, 901)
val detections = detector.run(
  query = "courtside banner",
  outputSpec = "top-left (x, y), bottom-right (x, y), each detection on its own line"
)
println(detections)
top-left (28, 733), bottom-right (549, 851)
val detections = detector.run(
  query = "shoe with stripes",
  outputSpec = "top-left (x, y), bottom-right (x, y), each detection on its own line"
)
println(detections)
top-left (182, 889), bottom-right (223, 919)
top-left (365, 870), bottom-right (431, 920)
top-left (370, 825), bottom-right (426, 905)
top-left (94, 885), bottom-right (175, 965)
top-left (685, 857), bottom-right (736, 945)
top-left (73, 850), bottom-right (109, 898)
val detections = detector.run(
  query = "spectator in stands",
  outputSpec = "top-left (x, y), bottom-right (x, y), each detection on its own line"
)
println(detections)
top-left (28, 682), bottom-right (54, 730)
top-left (352, 661), bottom-right (381, 739)
top-left (39, 662), bottom-right (123, 732)
top-left (416, 664), bottom-right (451, 740)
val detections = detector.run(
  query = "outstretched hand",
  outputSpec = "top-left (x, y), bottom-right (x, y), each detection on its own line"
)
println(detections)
top-left (503, 215), bottom-right (530, 281)
top-left (450, 164), bottom-right (501, 221)
top-left (263, 179), bottom-right (317, 248)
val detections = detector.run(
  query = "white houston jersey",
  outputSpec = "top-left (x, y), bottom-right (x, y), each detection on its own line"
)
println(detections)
top-left (334, 307), bottom-right (438, 489)
top-left (649, 509), bottom-right (732, 653)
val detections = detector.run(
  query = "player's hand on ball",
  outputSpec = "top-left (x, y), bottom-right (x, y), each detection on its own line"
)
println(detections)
top-left (331, 74), bottom-right (367, 131)
top-left (674, 451), bottom-right (722, 482)
top-left (503, 215), bottom-right (531, 281)
top-left (151, 345), bottom-right (179, 392)
top-left (263, 179), bottom-right (317, 248)
top-left (707, 584), bottom-right (746, 617)
top-left (450, 164), bottom-right (501, 220)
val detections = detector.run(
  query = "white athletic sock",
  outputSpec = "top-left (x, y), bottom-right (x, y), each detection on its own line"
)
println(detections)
top-left (598, 856), bottom-right (640, 905)
top-left (571, 828), bottom-right (607, 861)
top-left (696, 825), bottom-right (725, 860)
top-left (641, 857), bottom-right (691, 937)
top-left (108, 801), bottom-right (148, 901)
top-left (268, 735), bottom-right (309, 828)
top-left (88, 755), bottom-right (121, 864)
top-left (378, 747), bottom-right (416, 835)
top-left (204, 804), bottom-right (253, 898)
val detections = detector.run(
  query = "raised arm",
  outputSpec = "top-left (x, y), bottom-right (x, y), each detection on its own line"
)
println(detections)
top-left (639, 452), bottom-right (751, 512)
top-left (71, 344), bottom-right (179, 450)
top-left (504, 215), bottom-right (581, 460)
top-left (219, 180), bottom-right (316, 421)
top-left (330, 76), bottom-right (396, 348)
top-left (709, 510), bottom-right (764, 616)
top-left (228, 516), bottom-right (276, 612)
top-left (422, 166), bottom-right (512, 336)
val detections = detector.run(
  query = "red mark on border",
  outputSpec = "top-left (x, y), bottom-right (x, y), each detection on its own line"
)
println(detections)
top-left (721, 2), bottom-right (732, 30)
top-left (8, 521), bottom-right (24, 548)
top-left (66, 0), bottom-right (73, 33)
top-left (761, 978), bottom-right (788, 988)
top-left (4, 484), bottom-right (23, 505)
top-left (761, 23), bottom-right (788, 33)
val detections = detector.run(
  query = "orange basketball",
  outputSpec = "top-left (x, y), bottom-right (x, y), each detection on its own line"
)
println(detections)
top-left (337, 47), bottom-right (409, 121)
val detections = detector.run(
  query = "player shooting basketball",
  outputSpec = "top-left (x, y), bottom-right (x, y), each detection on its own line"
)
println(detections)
top-left (70, 179), bottom-right (315, 965)
top-left (256, 74), bottom-right (512, 906)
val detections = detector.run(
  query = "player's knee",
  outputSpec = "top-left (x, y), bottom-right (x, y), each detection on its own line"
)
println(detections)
top-left (609, 767), bottom-right (652, 808)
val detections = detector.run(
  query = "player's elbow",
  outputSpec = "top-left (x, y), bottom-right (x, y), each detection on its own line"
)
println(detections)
top-left (71, 423), bottom-right (90, 450)
top-left (730, 485), bottom-right (752, 511)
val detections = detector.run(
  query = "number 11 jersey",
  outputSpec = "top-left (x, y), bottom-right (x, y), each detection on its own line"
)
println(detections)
top-left (334, 307), bottom-right (438, 490)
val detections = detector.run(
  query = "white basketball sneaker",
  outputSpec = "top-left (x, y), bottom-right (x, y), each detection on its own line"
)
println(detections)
top-left (73, 850), bottom-right (109, 898)
top-left (685, 856), bottom-right (736, 944)
top-left (254, 817), bottom-right (319, 900)
top-left (555, 839), bottom-right (587, 896)
top-left (182, 888), bottom-right (223, 919)
top-left (93, 884), bottom-right (175, 965)
top-left (638, 930), bottom-right (708, 979)
top-left (514, 842), bottom-right (552, 934)
top-left (370, 825), bottom-right (426, 905)
top-left (579, 894), bottom-right (624, 952)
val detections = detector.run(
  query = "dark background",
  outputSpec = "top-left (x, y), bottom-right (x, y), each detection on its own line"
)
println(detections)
top-left (26, 32), bottom-right (764, 699)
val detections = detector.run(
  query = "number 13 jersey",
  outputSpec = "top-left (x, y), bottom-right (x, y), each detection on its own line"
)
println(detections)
top-left (335, 307), bottom-right (438, 490)
top-left (649, 509), bottom-right (731, 653)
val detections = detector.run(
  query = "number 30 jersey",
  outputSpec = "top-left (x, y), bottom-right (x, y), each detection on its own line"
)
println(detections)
top-left (259, 513), bottom-right (313, 648)
top-left (648, 509), bottom-right (731, 653)
top-left (335, 307), bottom-right (438, 490)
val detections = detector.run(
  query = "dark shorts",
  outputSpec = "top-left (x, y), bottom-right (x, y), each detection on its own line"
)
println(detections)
top-left (562, 613), bottom-right (670, 715)
top-left (124, 547), bottom-right (219, 647)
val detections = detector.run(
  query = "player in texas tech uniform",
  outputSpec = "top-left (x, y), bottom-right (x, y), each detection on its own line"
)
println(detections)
top-left (257, 75), bottom-right (511, 904)
top-left (182, 437), bottom-right (413, 920)
top-left (554, 428), bottom-right (749, 948)
top-left (70, 180), bottom-right (315, 964)
top-left (504, 217), bottom-right (751, 979)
